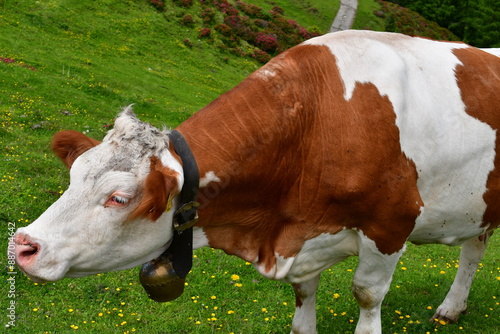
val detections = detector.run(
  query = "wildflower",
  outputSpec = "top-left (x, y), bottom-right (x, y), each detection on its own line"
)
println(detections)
top-left (333, 293), bottom-right (340, 299)
top-left (231, 274), bottom-right (240, 280)
top-left (227, 310), bottom-right (235, 314)
top-left (211, 295), bottom-right (217, 300)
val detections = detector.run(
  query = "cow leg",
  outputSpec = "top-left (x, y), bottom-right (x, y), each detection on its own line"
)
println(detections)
top-left (431, 232), bottom-right (491, 324)
top-left (352, 235), bottom-right (405, 334)
top-left (290, 275), bottom-right (320, 334)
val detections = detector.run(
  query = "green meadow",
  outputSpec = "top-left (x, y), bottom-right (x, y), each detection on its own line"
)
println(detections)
top-left (1, 0), bottom-right (498, 333)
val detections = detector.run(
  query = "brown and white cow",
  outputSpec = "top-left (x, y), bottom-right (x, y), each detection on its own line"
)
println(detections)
top-left (11, 31), bottom-right (499, 333)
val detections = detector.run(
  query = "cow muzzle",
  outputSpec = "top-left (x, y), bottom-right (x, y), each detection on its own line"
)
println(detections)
top-left (11, 232), bottom-right (44, 282)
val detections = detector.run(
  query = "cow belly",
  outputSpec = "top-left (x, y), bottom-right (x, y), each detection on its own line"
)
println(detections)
top-left (409, 209), bottom-right (490, 245)
top-left (254, 229), bottom-right (359, 283)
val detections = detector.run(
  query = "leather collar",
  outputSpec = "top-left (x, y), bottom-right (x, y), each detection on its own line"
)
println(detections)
top-left (165, 129), bottom-right (199, 278)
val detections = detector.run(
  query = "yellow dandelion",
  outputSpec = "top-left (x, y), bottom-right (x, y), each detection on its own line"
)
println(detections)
top-left (231, 274), bottom-right (240, 280)
top-left (211, 295), bottom-right (217, 299)
top-left (333, 293), bottom-right (340, 299)
top-left (228, 310), bottom-right (235, 314)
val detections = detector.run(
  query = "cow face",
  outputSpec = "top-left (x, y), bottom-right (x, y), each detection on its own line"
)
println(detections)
top-left (11, 107), bottom-right (184, 282)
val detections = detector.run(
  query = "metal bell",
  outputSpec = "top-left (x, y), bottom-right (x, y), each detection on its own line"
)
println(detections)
top-left (139, 251), bottom-right (185, 302)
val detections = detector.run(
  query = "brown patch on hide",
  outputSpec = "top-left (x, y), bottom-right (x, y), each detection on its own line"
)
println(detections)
top-left (179, 43), bottom-right (422, 269)
top-left (51, 130), bottom-right (101, 168)
top-left (129, 155), bottom-right (180, 222)
top-left (453, 48), bottom-right (500, 231)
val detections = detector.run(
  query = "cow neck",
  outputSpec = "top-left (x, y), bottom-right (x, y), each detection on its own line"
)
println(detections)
top-left (176, 72), bottom-right (303, 265)
top-left (164, 130), bottom-right (200, 278)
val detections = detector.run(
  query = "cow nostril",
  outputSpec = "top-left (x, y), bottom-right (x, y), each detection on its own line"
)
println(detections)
top-left (17, 243), bottom-right (40, 263)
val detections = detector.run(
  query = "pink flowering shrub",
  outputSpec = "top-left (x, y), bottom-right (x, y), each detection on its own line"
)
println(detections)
top-left (200, 7), bottom-right (216, 23)
top-left (0, 57), bottom-right (36, 71)
top-left (198, 27), bottom-right (211, 38)
top-left (255, 33), bottom-right (278, 52)
top-left (214, 24), bottom-right (232, 36)
top-left (213, 0), bottom-right (238, 16)
top-left (148, 0), bottom-right (165, 11)
top-left (236, 1), bottom-right (268, 19)
top-left (146, 0), bottom-right (323, 63)
top-left (183, 38), bottom-right (194, 48)
top-left (180, 0), bottom-right (193, 7)
top-left (181, 14), bottom-right (195, 26)
top-left (252, 49), bottom-right (271, 63)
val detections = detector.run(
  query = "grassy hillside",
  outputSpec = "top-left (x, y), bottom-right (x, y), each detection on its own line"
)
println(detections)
top-left (353, 0), bottom-right (459, 41)
top-left (1, 0), bottom-right (498, 333)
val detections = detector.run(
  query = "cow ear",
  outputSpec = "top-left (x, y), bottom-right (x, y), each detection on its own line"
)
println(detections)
top-left (129, 155), bottom-right (180, 222)
top-left (51, 130), bottom-right (101, 168)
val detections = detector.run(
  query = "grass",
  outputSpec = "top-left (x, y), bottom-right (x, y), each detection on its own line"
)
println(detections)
top-left (1, 0), bottom-right (498, 333)
top-left (352, 0), bottom-right (386, 31)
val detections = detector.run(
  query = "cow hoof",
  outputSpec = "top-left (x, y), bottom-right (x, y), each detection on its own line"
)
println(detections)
top-left (429, 312), bottom-right (460, 325)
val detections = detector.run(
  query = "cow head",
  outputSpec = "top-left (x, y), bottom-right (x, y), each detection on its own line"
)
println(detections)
top-left (11, 107), bottom-right (185, 283)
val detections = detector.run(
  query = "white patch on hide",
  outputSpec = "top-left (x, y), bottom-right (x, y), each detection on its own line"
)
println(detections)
top-left (253, 254), bottom-right (295, 281)
top-left (199, 171), bottom-right (221, 188)
top-left (193, 227), bottom-right (210, 249)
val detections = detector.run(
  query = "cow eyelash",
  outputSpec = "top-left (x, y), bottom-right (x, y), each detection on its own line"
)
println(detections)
top-left (111, 195), bottom-right (128, 204)
top-left (105, 193), bottom-right (130, 207)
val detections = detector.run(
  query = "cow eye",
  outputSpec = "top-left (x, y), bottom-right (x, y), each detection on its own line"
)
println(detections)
top-left (105, 193), bottom-right (130, 207)
top-left (112, 195), bottom-right (128, 204)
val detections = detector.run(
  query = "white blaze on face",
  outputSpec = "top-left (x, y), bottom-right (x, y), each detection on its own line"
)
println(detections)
top-left (13, 108), bottom-right (184, 282)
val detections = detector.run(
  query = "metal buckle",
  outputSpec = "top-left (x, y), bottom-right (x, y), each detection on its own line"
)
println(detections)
top-left (173, 201), bottom-right (200, 232)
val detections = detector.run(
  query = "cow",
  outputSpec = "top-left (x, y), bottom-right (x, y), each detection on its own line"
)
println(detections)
top-left (11, 30), bottom-right (499, 334)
